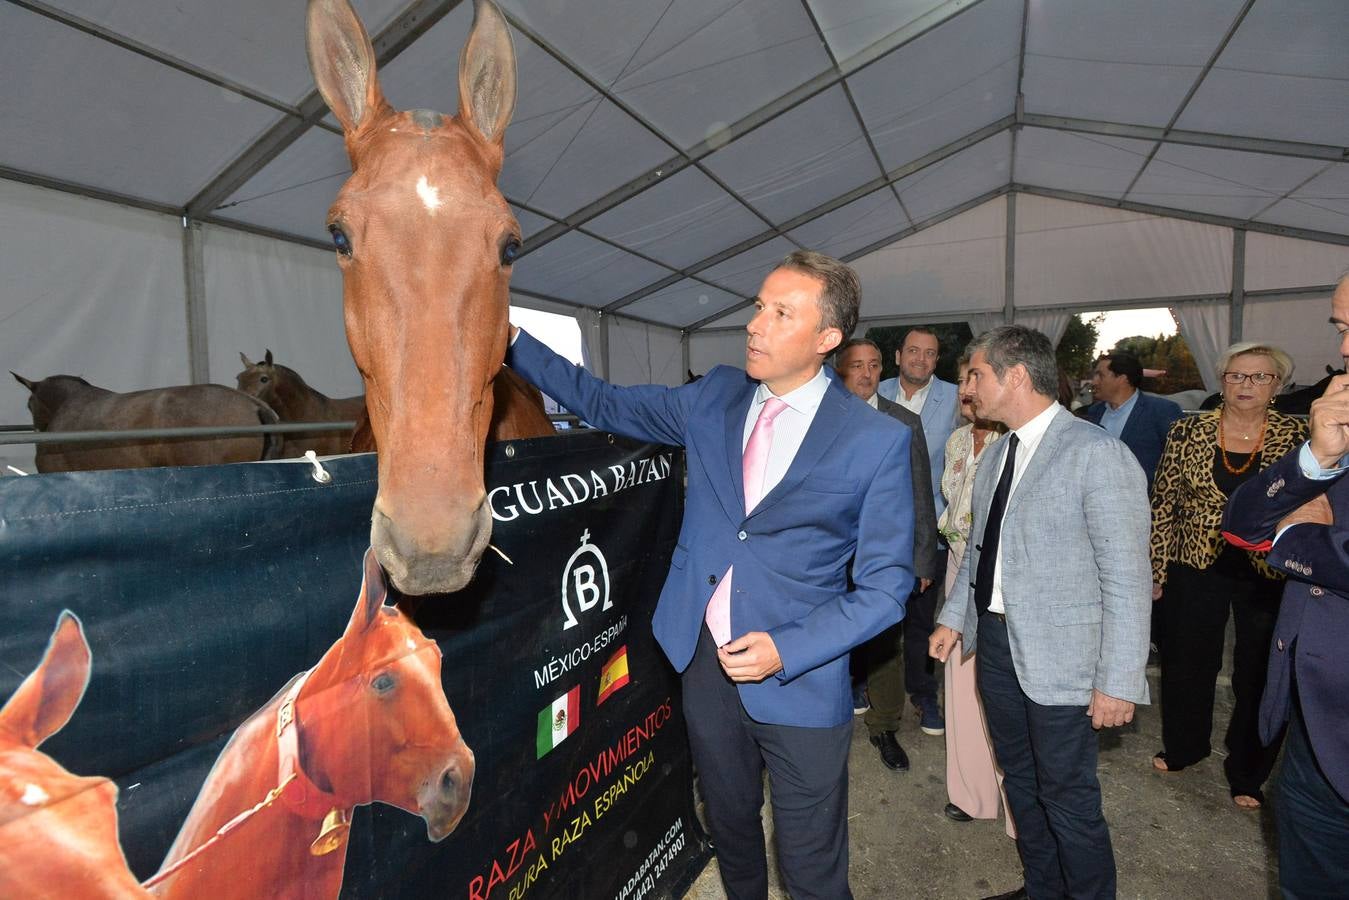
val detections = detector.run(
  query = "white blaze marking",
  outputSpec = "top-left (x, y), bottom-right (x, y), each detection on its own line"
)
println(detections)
top-left (406, 638), bottom-right (416, 650)
top-left (416, 175), bottom-right (443, 214)
top-left (20, 783), bottom-right (49, 806)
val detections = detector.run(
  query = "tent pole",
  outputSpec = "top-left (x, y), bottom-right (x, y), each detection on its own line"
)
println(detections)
top-left (181, 219), bottom-right (210, 385)
top-left (1230, 229), bottom-right (1246, 344)
top-left (599, 312), bottom-right (611, 381)
top-left (1004, 191), bottom-right (1017, 327)
top-left (681, 331), bottom-right (691, 382)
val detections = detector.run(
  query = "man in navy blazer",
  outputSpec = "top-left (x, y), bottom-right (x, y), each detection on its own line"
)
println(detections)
top-left (1221, 275), bottom-right (1349, 898)
top-left (1084, 352), bottom-right (1183, 488)
top-left (508, 251), bottom-right (915, 900)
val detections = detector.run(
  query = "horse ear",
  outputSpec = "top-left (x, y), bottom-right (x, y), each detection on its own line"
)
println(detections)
top-left (264, 349), bottom-right (274, 366)
top-left (345, 548), bottom-right (389, 638)
top-left (457, 0), bottom-right (517, 147)
top-left (11, 371), bottom-right (35, 392)
top-left (0, 612), bottom-right (92, 749)
top-left (306, 0), bottom-right (389, 137)
top-left (240, 352), bottom-right (254, 368)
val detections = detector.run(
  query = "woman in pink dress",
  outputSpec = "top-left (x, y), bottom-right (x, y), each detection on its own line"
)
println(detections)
top-left (937, 357), bottom-right (1014, 835)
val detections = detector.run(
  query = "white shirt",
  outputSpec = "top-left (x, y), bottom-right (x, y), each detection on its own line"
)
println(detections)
top-left (987, 401), bottom-right (1060, 614)
top-left (866, 393), bottom-right (879, 410)
top-left (742, 366), bottom-right (830, 505)
top-left (897, 377), bottom-right (933, 416)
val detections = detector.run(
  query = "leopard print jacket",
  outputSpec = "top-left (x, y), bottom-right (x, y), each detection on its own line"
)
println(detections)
top-left (1149, 409), bottom-right (1307, 586)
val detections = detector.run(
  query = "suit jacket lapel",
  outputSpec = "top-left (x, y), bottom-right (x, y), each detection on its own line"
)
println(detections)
top-left (721, 381), bottom-right (756, 521)
top-left (1005, 406), bottom-right (1072, 518)
top-left (748, 379), bottom-right (851, 520)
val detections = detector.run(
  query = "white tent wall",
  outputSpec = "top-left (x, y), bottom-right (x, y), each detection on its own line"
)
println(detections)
top-left (0, 180), bottom-right (188, 474)
top-left (606, 317), bottom-right (685, 387)
top-left (201, 224), bottom-right (360, 396)
top-left (1244, 232), bottom-right (1349, 292)
top-left (1243, 292), bottom-right (1341, 387)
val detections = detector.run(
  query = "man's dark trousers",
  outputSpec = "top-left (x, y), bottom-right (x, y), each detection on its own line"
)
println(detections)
top-left (1275, 678), bottom-right (1349, 899)
top-left (976, 613), bottom-right (1116, 899)
top-left (682, 627), bottom-right (853, 900)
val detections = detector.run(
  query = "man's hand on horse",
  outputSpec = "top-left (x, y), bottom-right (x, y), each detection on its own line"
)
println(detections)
top-left (1087, 689), bottom-right (1135, 730)
top-left (717, 632), bottom-right (783, 682)
top-left (1309, 373), bottom-right (1349, 469)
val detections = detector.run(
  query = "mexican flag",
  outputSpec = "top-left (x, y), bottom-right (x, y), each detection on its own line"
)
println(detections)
top-left (536, 685), bottom-right (580, 758)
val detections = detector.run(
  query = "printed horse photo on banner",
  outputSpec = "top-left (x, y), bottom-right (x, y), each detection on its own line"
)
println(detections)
top-left (307, 0), bottom-right (554, 596)
top-left (145, 549), bottom-right (475, 899)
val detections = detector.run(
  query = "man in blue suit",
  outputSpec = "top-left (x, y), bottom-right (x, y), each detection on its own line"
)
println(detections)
top-left (1221, 275), bottom-right (1349, 899)
top-left (1084, 351), bottom-right (1183, 488)
top-left (508, 251), bottom-right (915, 900)
top-left (878, 327), bottom-right (960, 734)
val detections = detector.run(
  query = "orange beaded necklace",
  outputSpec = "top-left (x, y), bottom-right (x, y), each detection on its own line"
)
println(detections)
top-left (1218, 414), bottom-right (1267, 476)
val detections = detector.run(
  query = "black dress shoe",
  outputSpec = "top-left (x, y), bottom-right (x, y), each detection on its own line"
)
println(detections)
top-left (943, 802), bottom-right (973, 822)
top-left (869, 731), bottom-right (909, 770)
top-left (980, 886), bottom-right (1027, 900)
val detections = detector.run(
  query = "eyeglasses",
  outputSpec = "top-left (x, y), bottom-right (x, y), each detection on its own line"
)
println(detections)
top-left (1222, 371), bottom-right (1277, 385)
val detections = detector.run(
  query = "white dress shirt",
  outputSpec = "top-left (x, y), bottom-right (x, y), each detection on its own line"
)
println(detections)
top-left (896, 377), bottom-right (933, 417)
top-left (742, 366), bottom-right (830, 505)
top-left (987, 401), bottom-right (1060, 614)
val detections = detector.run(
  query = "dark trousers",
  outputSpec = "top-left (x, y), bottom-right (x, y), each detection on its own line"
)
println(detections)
top-left (1275, 684), bottom-right (1349, 899)
top-left (682, 627), bottom-right (854, 900)
top-left (901, 559), bottom-right (942, 702)
top-left (977, 614), bottom-right (1116, 899)
top-left (1158, 562), bottom-right (1283, 795)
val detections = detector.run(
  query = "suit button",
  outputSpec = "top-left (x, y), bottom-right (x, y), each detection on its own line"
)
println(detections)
top-left (1277, 639), bottom-right (1285, 652)
top-left (738, 531), bottom-right (747, 541)
top-left (1311, 587), bottom-right (1324, 596)
top-left (708, 575), bottom-right (717, 585)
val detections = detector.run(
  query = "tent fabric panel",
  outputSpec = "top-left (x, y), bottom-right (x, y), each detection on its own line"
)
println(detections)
top-left (1021, 0), bottom-right (1247, 127)
top-left (0, 4), bottom-right (280, 207)
top-left (50, 0), bottom-right (408, 106)
top-left (704, 304), bottom-right (757, 330)
top-left (893, 131), bottom-right (1011, 223)
top-left (787, 188), bottom-right (910, 260)
top-left (607, 316), bottom-right (685, 387)
top-left (510, 230), bottom-right (674, 305)
top-left (0, 180), bottom-right (189, 473)
top-left (689, 330), bottom-right (751, 377)
top-left (200, 224), bottom-right (359, 398)
top-left (699, 85), bottom-right (882, 226)
top-left (1176, 0), bottom-right (1349, 147)
top-left (1014, 194), bottom-right (1232, 308)
top-left (1256, 163), bottom-right (1349, 238)
top-left (1128, 144), bottom-right (1329, 222)
top-left (214, 129), bottom-right (350, 243)
top-left (846, 0), bottom-right (1021, 173)
top-left (603, 0), bottom-right (834, 150)
top-left (698, 237), bottom-right (798, 296)
top-left (621, 279), bottom-right (745, 329)
top-left (1014, 128), bottom-right (1157, 200)
top-left (1242, 292), bottom-right (1340, 389)
top-left (512, 205), bottom-right (557, 242)
top-left (1243, 232), bottom-right (1349, 293)
top-left (806, 0), bottom-right (951, 62)
top-left (849, 195), bottom-right (1006, 317)
top-left (585, 168), bottom-right (768, 270)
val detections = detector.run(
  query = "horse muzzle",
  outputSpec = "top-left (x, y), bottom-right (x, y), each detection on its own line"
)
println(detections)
top-left (419, 748), bottom-right (475, 842)
top-left (371, 495), bottom-right (493, 595)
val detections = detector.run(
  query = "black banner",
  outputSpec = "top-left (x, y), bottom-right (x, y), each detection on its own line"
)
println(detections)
top-left (0, 430), bottom-right (711, 899)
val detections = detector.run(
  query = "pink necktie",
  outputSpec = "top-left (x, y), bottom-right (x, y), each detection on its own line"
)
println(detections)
top-left (705, 397), bottom-right (790, 647)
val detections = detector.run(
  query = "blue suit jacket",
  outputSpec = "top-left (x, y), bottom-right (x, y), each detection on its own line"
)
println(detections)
top-left (1222, 446), bottom-right (1349, 802)
top-left (877, 376), bottom-right (959, 520)
top-left (509, 331), bottom-right (915, 727)
top-left (1085, 392), bottom-right (1183, 488)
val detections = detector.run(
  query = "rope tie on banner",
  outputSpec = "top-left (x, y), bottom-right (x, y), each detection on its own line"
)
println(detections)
top-left (304, 450), bottom-right (332, 484)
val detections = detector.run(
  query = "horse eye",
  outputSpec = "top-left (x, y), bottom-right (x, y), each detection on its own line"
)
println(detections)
top-left (259, 375), bottom-right (269, 384)
top-left (329, 224), bottom-right (352, 257)
top-left (500, 236), bottom-right (522, 267)
top-left (372, 672), bottom-right (395, 693)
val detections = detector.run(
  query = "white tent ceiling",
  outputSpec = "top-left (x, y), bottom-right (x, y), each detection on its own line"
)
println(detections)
top-left (2, 0), bottom-right (1348, 401)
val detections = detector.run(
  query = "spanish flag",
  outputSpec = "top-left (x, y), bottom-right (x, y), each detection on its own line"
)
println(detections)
top-left (597, 645), bottom-right (630, 705)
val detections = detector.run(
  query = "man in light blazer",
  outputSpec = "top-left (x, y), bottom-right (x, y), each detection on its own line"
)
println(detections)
top-left (930, 325), bottom-right (1151, 900)
top-left (878, 326), bottom-right (960, 734)
top-left (509, 251), bottom-right (915, 900)
top-left (1084, 351), bottom-right (1183, 488)
top-left (835, 338), bottom-right (939, 772)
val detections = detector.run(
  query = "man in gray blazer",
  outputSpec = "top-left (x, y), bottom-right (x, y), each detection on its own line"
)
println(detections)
top-left (835, 339), bottom-right (939, 771)
top-left (929, 326), bottom-right (1151, 900)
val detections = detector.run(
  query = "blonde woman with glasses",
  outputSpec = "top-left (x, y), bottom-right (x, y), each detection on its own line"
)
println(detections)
top-left (1149, 342), bottom-right (1307, 810)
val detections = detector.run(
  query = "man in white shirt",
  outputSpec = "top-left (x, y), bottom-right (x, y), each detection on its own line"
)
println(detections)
top-left (930, 325), bottom-right (1151, 900)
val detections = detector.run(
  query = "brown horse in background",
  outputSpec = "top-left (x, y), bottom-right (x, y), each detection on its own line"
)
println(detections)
top-left (0, 612), bottom-right (148, 899)
top-left (236, 350), bottom-right (364, 457)
top-left (11, 374), bottom-right (281, 472)
top-left (149, 550), bottom-right (474, 899)
top-left (307, 0), bottom-right (552, 595)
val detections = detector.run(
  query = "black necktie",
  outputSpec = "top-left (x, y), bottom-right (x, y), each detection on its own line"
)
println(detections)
top-left (974, 433), bottom-right (1019, 617)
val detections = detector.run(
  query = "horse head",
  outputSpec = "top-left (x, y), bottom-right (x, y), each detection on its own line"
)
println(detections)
top-left (0, 612), bottom-right (147, 897)
top-left (299, 550), bottom-right (475, 841)
top-left (306, 0), bottom-right (519, 595)
top-left (235, 350), bottom-right (280, 406)
top-left (11, 373), bottom-right (94, 431)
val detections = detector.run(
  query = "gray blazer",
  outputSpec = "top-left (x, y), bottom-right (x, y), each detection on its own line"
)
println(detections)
top-left (876, 396), bottom-right (939, 583)
top-left (937, 405), bottom-right (1152, 706)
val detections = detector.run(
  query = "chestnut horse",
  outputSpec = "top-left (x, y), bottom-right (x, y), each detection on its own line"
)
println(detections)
top-left (307, 0), bottom-right (552, 595)
top-left (0, 612), bottom-right (148, 898)
top-left (236, 350), bottom-right (365, 457)
top-left (148, 550), bottom-right (474, 899)
top-left (11, 374), bottom-right (281, 472)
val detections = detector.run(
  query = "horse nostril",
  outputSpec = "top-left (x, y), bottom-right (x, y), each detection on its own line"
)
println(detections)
top-left (440, 767), bottom-right (457, 795)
